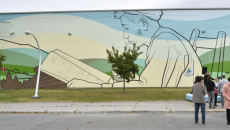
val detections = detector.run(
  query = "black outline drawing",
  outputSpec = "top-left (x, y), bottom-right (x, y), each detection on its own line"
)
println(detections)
top-left (43, 49), bottom-right (110, 83)
top-left (114, 10), bottom-right (221, 87)
top-left (40, 49), bottom-right (113, 88)
top-left (189, 28), bottom-right (226, 77)
top-left (0, 10), bottom-right (227, 88)
top-left (0, 39), bottom-right (114, 88)
top-left (0, 39), bottom-right (49, 81)
top-left (0, 39), bottom-right (49, 54)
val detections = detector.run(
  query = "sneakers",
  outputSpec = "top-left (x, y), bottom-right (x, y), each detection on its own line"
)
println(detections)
top-left (195, 122), bottom-right (198, 124)
top-left (209, 106), bottom-right (215, 109)
top-left (214, 105), bottom-right (218, 107)
top-left (222, 106), bottom-right (225, 108)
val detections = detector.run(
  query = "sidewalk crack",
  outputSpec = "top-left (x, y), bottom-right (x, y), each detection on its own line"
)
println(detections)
top-left (165, 101), bottom-right (168, 112)
top-left (85, 103), bottom-right (93, 107)
top-left (132, 101), bottom-right (139, 111)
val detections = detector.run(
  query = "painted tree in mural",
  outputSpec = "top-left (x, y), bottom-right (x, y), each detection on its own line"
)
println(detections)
top-left (106, 43), bottom-right (143, 93)
top-left (0, 54), bottom-right (6, 67)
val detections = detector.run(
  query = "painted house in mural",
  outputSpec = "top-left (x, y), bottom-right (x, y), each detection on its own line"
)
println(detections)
top-left (0, 9), bottom-right (229, 88)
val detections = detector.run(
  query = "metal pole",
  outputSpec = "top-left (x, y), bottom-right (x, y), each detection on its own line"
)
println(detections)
top-left (25, 31), bottom-right (41, 99)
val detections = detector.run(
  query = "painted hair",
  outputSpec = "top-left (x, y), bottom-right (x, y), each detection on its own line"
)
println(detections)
top-left (114, 10), bottom-right (163, 21)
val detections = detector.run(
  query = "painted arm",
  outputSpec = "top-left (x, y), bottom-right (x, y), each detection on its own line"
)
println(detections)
top-left (142, 39), bottom-right (189, 87)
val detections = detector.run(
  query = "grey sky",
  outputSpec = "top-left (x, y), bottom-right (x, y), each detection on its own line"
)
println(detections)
top-left (0, 0), bottom-right (230, 13)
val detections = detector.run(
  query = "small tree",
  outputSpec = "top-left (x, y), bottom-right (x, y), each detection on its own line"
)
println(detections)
top-left (106, 43), bottom-right (143, 93)
top-left (0, 54), bottom-right (6, 68)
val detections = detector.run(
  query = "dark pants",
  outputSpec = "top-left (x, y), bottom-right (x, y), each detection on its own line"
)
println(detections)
top-left (215, 93), bottom-right (217, 105)
top-left (227, 109), bottom-right (230, 125)
top-left (195, 103), bottom-right (205, 123)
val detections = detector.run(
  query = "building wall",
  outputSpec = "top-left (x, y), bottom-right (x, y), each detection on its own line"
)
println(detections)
top-left (0, 10), bottom-right (229, 88)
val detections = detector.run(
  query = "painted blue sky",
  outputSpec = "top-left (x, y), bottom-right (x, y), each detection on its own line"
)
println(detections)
top-left (1, 10), bottom-right (230, 41)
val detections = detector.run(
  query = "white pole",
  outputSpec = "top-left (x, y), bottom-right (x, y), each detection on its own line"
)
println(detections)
top-left (25, 31), bottom-right (41, 99)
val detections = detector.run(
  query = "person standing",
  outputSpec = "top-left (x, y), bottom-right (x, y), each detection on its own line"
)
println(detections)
top-left (222, 77), bottom-right (230, 127)
top-left (192, 76), bottom-right (207, 124)
top-left (206, 76), bottom-right (215, 108)
top-left (219, 75), bottom-right (228, 108)
top-left (204, 71), bottom-right (209, 86)
top-left (214, 78), bottom-right (219, 106)
top-left (204, 71), bottom-right (214, 86)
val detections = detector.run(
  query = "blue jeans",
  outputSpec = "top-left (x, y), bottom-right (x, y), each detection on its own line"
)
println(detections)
top-left (221, 93), bottom-right (225, 106)
top-left (195, 103), bottom-right (206, 123)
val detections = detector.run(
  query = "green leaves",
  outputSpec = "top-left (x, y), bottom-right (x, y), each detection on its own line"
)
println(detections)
top-left (0, 53), bottom-right (6, 68)
top-left (106, 43), bottom-right (143, 83)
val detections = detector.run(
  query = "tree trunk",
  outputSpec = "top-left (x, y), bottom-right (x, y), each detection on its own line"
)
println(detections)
top-left (123, 79), bottom-right (125, 93)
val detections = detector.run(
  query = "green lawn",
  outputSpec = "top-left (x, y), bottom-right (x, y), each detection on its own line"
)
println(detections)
top-left (0, 88), bottom-right (191, 103)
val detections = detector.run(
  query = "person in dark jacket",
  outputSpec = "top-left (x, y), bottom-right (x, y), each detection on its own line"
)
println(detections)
top-left (204, 71), bottom-right (214, 86)
top-left (206, 76), bottom-right (215, 108)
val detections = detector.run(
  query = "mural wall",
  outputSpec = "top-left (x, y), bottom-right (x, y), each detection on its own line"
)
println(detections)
top-left (0, 10), bottom-right (230, 88)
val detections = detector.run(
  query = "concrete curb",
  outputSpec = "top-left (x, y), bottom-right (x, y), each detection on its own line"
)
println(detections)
top-left (0, 101), bottom-right (226, 114)
top-left (0, 110), bottom-right (226, 114)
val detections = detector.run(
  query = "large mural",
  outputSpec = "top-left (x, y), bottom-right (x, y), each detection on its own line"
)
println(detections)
top-left (0, 10), bottom-right (229, 88)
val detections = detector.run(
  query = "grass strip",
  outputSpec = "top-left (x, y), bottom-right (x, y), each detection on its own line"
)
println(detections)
top-left (0, 88), bottom-right (191, 103)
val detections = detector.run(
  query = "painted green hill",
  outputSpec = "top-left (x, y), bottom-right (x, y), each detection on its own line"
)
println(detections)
top-left (1, 49), bottom-right (39, 67)
top-left (199, 46), bottom-right (230, 65)
top-left (4, 48), bottom-right (48, 61)
top-left (1, 64), bottom-right (36, 76)
top-left (202, 61), bottom-right (230, 73)
top-left (0, 64), bottom-right (36, 82)
top-left (87, 59), bottom-right (145, 76)
top-left (0, 49), bottom-right (47, 82)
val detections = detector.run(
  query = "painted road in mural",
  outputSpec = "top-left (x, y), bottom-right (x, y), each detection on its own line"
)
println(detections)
top-left (0, 10), bottom-right (229, 88)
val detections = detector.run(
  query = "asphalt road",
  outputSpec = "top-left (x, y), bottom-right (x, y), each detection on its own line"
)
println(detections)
top-left (0, 112), bottom-right (229, 130)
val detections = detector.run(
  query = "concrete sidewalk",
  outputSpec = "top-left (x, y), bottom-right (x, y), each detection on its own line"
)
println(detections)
top-left (0, 101), bottom-right (226, 113)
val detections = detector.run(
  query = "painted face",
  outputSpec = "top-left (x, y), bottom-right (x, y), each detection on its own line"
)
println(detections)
top-left (120, 14), bottom-right (149, 46)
